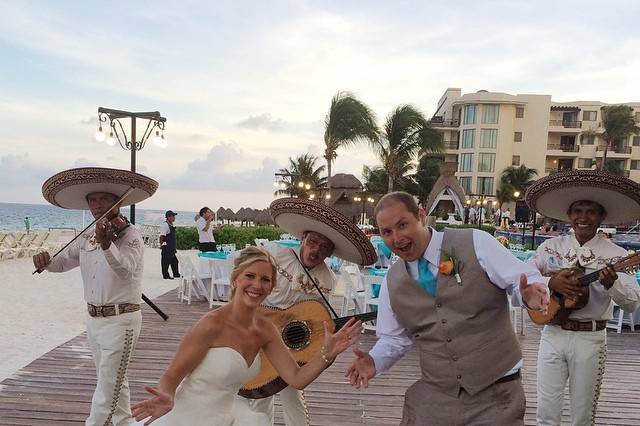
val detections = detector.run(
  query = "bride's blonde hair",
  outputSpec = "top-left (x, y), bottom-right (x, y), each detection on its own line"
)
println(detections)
top-left (229, 246), bottom-right (278, 299)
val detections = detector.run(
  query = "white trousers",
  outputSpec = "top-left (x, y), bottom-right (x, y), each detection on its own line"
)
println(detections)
top-left (246, 386), bottom-right (309, 426)
top-left (85, 311), bottom-right (142, 426)
top-left (536, 325), bottom-right (607, 426)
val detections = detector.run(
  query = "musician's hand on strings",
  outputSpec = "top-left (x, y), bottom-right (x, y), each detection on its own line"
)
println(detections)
top-left (520, 274), bottom-right (550, 313)
top-left (323, 318), bottom-right (362, 360)
top-left (131, 386), bottom-right (174, 425)
top-left (94, 218), bottom-right (114, 250)
top-left (598, 264), bottom-right (617, 289)
top-left (345, 347), bottom-right (376, 389)
top-left (32, 251), bottom-right (51, 271)
top-left (548, 268), bottom-right (582, 299)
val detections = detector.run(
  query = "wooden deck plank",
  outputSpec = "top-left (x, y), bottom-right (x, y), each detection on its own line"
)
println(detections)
top-left (1, 290), bottom-right (639, 425)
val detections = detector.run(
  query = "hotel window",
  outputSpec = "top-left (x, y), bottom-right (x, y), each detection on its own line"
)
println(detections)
top-left (512, 155), bottom-right (520, 166)
top-left (633, 136), bottom-right (640, 146)
top-left (479, 129), bottom-right (497, 148)
top-left (462, 129), bottom-right (475, 148)
top-left (463, 105), bottom-right (476, 124)
top-left (458, 177), bottom-right (472, 193)
top-left (459, 153), bottom-right (474, 172)
top-left (482, 104), bottom-right (499, 124)
top-left (477, 177), bottom-right (494, 195)
top-left (478, 153), bottom-right (496, 172)
top-left (583, 111), bottom-right (597, 121)
top-left (578, 158), bottom-right (593, 168)
top-left (515, 107), bottom-right (524, 118)
top-left (514, 131), bottom-right (522, 142)
top-left (581, 134), bottom-right (595, 145)
top-left (631, 160), bottom-right (640, 170)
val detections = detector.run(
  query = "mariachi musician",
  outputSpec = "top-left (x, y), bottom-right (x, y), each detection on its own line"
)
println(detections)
top-left (32, 167), bottom-right (158, 426)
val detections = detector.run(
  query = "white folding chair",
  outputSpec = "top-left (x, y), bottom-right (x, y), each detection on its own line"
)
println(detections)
top-left (210, 259), bottom-right (232, 307)
top-left (607, 303), bottom-right (636, 333)
top-left (179, 255), bottom-right (211, 304)
top-left (361, 275), bottom-right (382, 331)
top-left (340, 268), bottom-right (365, 316)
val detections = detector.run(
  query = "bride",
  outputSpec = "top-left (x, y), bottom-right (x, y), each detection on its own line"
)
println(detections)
top-left (132, 246), bottom-right (362, 425)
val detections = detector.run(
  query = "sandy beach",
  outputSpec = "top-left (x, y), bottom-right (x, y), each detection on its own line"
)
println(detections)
top-left (0, 245), bottom-right (189, 382)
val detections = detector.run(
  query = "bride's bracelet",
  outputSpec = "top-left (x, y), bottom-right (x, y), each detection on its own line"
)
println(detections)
top-left (320, 346), bottom-right (334, 365)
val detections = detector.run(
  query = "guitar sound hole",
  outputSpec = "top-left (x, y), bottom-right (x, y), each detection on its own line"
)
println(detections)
top-left (282, 320), bottom-right (311, 350)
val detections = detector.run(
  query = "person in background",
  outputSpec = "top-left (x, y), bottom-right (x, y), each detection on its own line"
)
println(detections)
top-left (525, 170), bottom-right (640, 426)
top-left (160, 210), bottom-right (180, 280)
top-left (24, 216), bottom-right (32, 234)
top-left (196, 206), bottom-right (222, 252)
top-left (501, 208), bottom-right (511, 228)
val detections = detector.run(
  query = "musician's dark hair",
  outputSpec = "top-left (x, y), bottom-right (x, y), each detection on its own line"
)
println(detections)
top-left (567, 200), bottom-right (606, 217)
top-left (199, 206), bottom-right (211, 217)
top-left (374, 191), bottom-right (420, 219)
top-left (85, 192), bottom-right (118, 203)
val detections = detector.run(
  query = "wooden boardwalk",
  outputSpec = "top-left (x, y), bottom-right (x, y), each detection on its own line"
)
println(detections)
top-left (1, 290), bottom-right (639, 425)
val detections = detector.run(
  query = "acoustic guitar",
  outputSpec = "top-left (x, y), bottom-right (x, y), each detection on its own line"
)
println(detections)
top-left (238, 300), bottom-right (377, 399)
top-left (528, 252), bottom-right (640, 325)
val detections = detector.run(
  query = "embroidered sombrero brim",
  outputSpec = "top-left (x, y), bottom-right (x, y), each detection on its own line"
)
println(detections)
top-left (42, 167), bottom-right (158, 210)
top-left (525, 170), bottom-right (640, 224)
top-left (269, 197), bottom-right (377, 265)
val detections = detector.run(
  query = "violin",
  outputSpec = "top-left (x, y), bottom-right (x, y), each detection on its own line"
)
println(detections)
top-left (96, 214), bottom-right (129, 243)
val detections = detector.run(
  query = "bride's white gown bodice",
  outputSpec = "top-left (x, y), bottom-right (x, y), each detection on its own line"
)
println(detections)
top-left (152, 347), bottom-right (268, 426)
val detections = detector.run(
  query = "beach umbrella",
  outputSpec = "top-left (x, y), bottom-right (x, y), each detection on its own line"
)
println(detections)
top-left (216, 207), bottom-right (227, 223)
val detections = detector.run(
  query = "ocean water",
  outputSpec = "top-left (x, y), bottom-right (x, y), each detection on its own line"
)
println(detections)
top-left (0, 202), bottom-right (199, 232)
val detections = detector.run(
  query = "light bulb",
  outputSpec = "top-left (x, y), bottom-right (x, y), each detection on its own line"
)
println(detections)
top-left (106, 132), bottom-right (116, 146)
top-left (94, 126), bottom-right (105, 142)
top-left (309, 194), bottom-right (315, 199)
top-left (297, 181), bottom-right (304, 188)
top-left (305, 183), bottom-right (310, 190)
top-left (325, 194), bottom-right (331, 199)
top-left (153, 131), bottom-right (167, 148)
top-left (513, 191), bottom-right (520, 198)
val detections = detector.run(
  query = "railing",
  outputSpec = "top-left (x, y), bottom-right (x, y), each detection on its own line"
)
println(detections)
top-left (547, 144), bottom-right (580, 152)
top-left (596, 144), bottom-right (632, 154)
top-left (443, 141), bottom-right (459, 149)
top-left (549, 120), bottom-right (582, 128)
top-left (544, 167), bottom-right (562, 174)
top-left (431, 119), bottom-right (460, 128)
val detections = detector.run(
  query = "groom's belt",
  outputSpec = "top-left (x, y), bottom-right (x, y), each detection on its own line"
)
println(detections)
top-left (87, 303), bottom-right (140, 317)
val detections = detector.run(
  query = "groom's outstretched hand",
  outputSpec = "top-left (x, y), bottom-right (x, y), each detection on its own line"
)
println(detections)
top-left (345, 347), bottom-right (376, 389)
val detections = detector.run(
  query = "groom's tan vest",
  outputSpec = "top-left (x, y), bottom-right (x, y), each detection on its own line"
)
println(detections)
top-left (387, 228), bottom-right (521, 397)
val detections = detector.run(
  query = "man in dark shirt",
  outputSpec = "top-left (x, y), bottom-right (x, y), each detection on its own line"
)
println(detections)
top-left (160, 210), bottom-right (180, 279)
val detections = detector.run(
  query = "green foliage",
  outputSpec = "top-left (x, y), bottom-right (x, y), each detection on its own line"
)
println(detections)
top-left (176, 226), bottom-right (199, 250)
top-left (603, 159), bottom-right (624, 175)
top-left (433, 223), bottom-right (496, 236)
top-left (175, 225), bottom-right (285, 250)
top-left (500, 165), bottom-right (538, 194)
top-left (362, 165), bottom-right (389, 194)
top-left (406, 156), bottom-right (443, 206)
top-left (600, 105), bottom-right (640, 168)
top-left (275, 154), bottom-right (326, 198)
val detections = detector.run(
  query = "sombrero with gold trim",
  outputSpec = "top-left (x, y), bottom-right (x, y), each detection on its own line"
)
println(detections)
top-left (42, 167), bottom-right (158, 210)
top-left (269, 197), bottom-right (377, 265)
top-left (525, 169), bottom-right (640, 224)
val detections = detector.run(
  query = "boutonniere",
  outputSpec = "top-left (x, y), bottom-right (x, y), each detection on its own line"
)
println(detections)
top-left (439, 249), bottom-right (463, 285)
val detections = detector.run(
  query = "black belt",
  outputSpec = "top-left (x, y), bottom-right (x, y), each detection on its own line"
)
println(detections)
top-left (495, 370), bottom-right (520, 384)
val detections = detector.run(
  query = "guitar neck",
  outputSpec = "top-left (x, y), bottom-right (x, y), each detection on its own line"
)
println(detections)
top-left (334, 312), bottom-right (377, 330)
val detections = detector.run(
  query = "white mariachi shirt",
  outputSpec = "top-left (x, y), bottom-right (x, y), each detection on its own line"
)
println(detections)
top-left (262, 245), bottom-right (336, 309)
top-left (528, 233), bottom-right (640, 320)
top-left (46, 225), bottom-right (144, 306)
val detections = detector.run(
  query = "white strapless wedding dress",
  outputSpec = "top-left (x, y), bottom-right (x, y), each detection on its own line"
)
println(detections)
top-left (148, 347), bottom-right (269, 426)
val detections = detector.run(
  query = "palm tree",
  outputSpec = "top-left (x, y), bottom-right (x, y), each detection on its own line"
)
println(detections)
top-left (361, 165), bottom-right (389, 194)
top-left (323, 92), bottom-right (378, 192)
top-left (274, 154), bottom-right (326, 198)
top-left (599, 105), bottom-right (639, 169)
top-left (406, 156), bottom-right (443, 206)
top-left (495, 179), bottom-right (515, 210)
top-left (371, 105), bottom-right (443, 192)
top-left (500, 165), bottom-right (538, 194)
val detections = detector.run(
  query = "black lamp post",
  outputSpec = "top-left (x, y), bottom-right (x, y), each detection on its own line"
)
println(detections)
top-left (95, 107), bottom-right (167, 224)
top-left (353, 192), bottom-right (376, 225)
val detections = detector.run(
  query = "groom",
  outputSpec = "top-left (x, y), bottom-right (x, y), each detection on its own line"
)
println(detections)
top-left (346, 192), bottom-right (549, 425)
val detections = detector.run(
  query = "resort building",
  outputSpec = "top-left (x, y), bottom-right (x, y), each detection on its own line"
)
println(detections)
top-left (430, 88), bottom-right (640, 200)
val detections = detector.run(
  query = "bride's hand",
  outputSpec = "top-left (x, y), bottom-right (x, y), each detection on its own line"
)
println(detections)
top-left (131, 386), bottom-right (174, 424)
top-left (323, 318), bottom-right (363, 359)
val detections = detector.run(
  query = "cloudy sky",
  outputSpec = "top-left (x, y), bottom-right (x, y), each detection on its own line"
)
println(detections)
top-left (1, 1), bottom-right (639, 211)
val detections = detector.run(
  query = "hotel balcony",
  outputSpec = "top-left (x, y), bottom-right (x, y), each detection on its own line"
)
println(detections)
top-left (443, 140), bottom-right (459, 150)
top-left (596, 144), bottom-right (632, 155)
top-left (547, 143), bottom-right (580, 153)
top-left (430, 117), bottom-right (460, 128)
top-left (548, 120), bottom-right (582, 132)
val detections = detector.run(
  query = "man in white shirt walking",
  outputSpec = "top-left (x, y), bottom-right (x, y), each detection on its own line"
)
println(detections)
top-left (33, 167), bottom-right (158, 425)
top-left (345, 191), bottom-right (549, 425)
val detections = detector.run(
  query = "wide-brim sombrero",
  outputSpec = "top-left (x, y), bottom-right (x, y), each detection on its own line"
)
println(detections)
top-left (525, 169), bottom-right (640, 224)
top-left (269, 197), bottom-right (377, 265)
top-left (42, 167), bottom-right (158, 210)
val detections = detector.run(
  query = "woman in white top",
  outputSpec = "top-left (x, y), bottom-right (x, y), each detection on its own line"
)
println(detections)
top-left (132, 247), bottom-right (362, 425)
